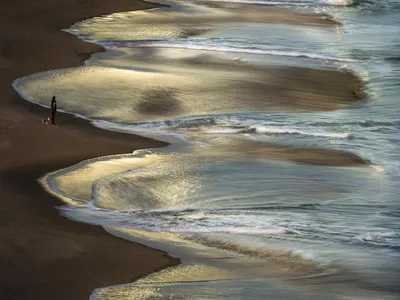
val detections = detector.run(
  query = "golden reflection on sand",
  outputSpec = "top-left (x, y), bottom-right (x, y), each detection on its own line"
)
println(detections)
top-left (15, 52), bottom-right (366, 124)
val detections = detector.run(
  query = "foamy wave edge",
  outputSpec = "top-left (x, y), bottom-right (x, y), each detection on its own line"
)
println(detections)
top-left (104, 42), bottom-right (357, 63)
top-left (195, 0), bottom-right (359, 7)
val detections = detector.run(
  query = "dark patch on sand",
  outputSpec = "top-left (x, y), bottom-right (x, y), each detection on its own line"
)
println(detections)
top-left (137, 87), bottom-right (182, 115)
top-left (215, 140), bottom-right (369, 166)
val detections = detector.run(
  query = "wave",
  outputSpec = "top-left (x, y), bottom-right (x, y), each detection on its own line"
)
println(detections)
top-left (115, 42), bottom-right (356, 62)
top-left (321, 0), bottom-right (358, 5)
top-left (195, 0), bottom-right (359, 7)
top-left (197, 125), bottom-right (352, 139)
top-left (58, 205), bottom-right (302, 236)
top-left (58, 204), bottom-right (400, 252)
top-left (307, 119), bottom-right (400, 128)
top-left (95, 118), bottom-right (353, 140)
top-left (357, 231), bottom-right (400, 249)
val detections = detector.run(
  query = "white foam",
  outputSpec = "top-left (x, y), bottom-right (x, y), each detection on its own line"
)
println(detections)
top-left (370, 164), bottom-right (386, 173)
top-left (322, 0), bottom-right (358, 6)
top-left (251, 126), bottom-right (352, 139)
top-left (357, 231), bottom-right (399, 247)
top-left (197, 127), bottom-right (245, 134)
top-left (196, 125), bottom-right (352, 139)
top-left (58, 205), bottom-right (303, 237)
top-left (195, 0), bottom-right (358, 7)
top-left (126, 43), bottom-right (356, 62)
top-left (92, 117), bottom-right (354, 141)
top-left (196, 0), bottom-right (312, 5)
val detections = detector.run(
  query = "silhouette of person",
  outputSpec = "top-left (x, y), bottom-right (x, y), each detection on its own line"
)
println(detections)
top-left (51, 96), bottom-right (57, 125)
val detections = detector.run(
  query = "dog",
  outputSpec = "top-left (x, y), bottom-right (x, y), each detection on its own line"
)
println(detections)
top-left (41, 117), bottom-right (52, 125)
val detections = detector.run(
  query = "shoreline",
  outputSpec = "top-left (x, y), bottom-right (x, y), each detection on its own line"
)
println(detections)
top-left (0, 0), bottom-right (371, 298)
top-left (0, 0), bottom-right (179, 299)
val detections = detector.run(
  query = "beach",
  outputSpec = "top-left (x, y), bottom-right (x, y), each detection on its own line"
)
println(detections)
top-left (2, 0), bottom-right (399, 299)
top-left (0, 0), bottom-right (179, 299)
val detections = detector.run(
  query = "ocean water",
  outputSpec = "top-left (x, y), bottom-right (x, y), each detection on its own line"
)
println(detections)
top-left (13, 0), bottom-right (400, 299)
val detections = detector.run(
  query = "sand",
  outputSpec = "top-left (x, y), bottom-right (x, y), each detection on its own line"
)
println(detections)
top-left (210, 140), bottom-right (369, 166)
top-left (0, 0), bottom-right (178, 299)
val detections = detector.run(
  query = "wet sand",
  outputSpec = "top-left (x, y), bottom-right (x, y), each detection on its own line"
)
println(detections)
top-left (14, 56), bottom-right (366, 124)
top-left (0, 0), bottom-right (179, 299)
top-left (203, 2), bottom-right (339, 27)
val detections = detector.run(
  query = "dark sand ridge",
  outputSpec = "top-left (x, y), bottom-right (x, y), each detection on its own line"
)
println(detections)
top-left (0, 0), bottom-right (367, 299)
top-left (207, 139), bottom-right (369, 166)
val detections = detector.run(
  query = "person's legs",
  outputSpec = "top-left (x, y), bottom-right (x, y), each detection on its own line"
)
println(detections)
top-left (51, 111), bottom-right (56, 125)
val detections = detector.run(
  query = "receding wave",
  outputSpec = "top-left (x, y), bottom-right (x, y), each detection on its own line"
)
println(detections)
top-left (123, 42), bottom-right (356, 62)
top-left (308, 119), bottom-right (400, 128)
top-left (96, 115), bottom-right (353, 140)
top-left (195, 125), bottom-right (352, 139)
top-left (357, 232), bottom-right (400, 249)
top-left (58, 206), bottom-right (302, 235)
top-left (196, 0), bottom-right (359, 7)
top-left (58, 204), bottom-right (400, 252)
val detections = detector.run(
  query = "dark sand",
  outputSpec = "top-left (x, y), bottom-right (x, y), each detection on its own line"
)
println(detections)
top-left (0, 0), bottom-right (178, 299)
top-left (213, 140), bottom-right (369, 166)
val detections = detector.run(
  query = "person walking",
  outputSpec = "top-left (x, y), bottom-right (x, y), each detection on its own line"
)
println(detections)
top-left (51, 96), bottom-right (57, 125)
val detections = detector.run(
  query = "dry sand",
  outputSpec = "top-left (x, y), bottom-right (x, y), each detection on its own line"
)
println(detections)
top-left (0, 1), bottom-right (178, 299)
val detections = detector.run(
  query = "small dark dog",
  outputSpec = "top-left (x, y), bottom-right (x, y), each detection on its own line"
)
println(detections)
top-left (41, 117), bottom-right (52, 125)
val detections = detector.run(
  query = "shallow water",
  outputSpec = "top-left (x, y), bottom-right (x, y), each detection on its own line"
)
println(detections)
top-left (14, 0), bottom-right (400, 299)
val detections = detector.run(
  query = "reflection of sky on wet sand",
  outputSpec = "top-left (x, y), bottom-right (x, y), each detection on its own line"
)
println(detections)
top-left (44, 128), bottom-right (397, 299)
top-left (47, 144), bottom-right (379, 283)
top-left (14, 47), bottom-right (363, 124)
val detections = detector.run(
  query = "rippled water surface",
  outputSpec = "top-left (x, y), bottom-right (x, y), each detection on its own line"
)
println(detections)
top-left (13, 0), bottom-right (400, 299)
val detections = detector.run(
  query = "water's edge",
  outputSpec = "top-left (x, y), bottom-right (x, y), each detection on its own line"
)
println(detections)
top-left (11, 0), bottom-right (186, 292)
